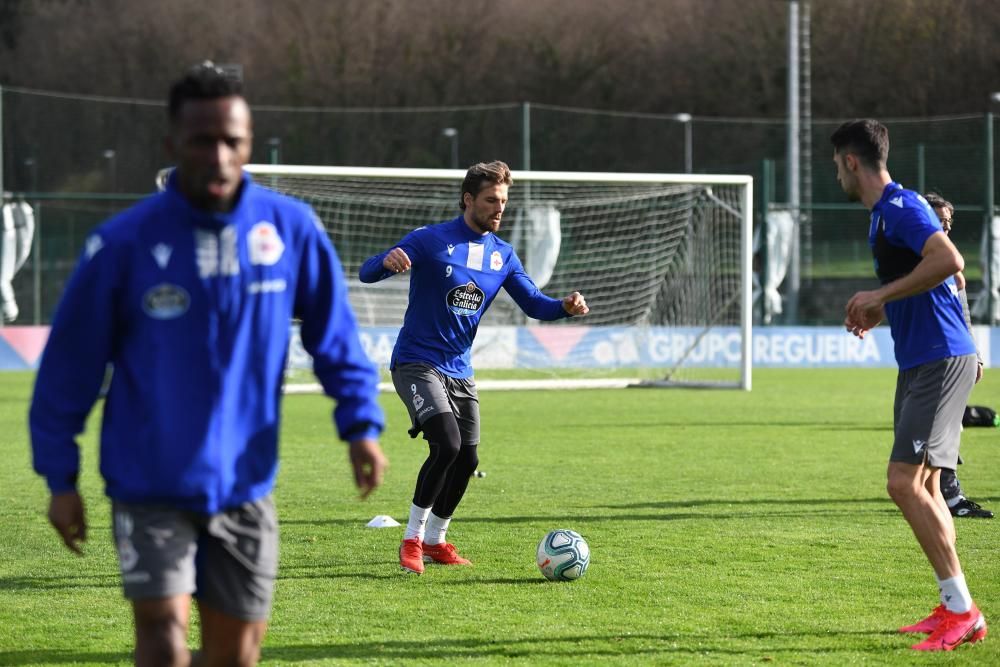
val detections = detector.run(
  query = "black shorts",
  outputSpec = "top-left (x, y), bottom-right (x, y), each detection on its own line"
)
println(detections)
top-left (391, 362), bottom-right (480, 445)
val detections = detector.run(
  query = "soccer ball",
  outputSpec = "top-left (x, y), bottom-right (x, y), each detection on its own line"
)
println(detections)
top-left (536, 529), bottom-right (590, 581)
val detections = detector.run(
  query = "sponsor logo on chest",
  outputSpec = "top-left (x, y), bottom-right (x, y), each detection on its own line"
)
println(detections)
top-left (446, 281), bottom-right (486, 317)
top-left (142, 283), bottom-right (190, 320)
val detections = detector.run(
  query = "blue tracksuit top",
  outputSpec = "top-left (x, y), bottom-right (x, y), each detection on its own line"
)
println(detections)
top-left (359, 215), bottom-right (569, 378)
top-left (868, 182), bottom-right (976, 370)
top-left (29, 172), bottom-right (384, 513)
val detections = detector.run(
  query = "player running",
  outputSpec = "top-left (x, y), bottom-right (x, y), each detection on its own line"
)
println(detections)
top-left (359, 160), bottom-right (589, 574)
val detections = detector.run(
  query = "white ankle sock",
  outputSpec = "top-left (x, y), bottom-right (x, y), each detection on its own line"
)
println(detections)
top-left (423, 512), bottom-right (452, 546)
top-left (939, 573), bottom-right (973, 613)
top-left (404, 504), bottom-right (431, 541)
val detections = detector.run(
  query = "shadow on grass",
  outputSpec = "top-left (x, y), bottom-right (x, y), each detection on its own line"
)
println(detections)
top-left (599, 497), bottom-right (891, 511)
top-left (280, 497), bottom-right (898, 529)
top-left (0, 629), bottom-right (904, 665)
top-left (557, 420), bottom-right (891, 432)
top-left (252, 629), bottom-right (905, 662)
top-left (0, 650), bottom-right (132, 665)
top-left (0, 572), bottom-right (120, 592)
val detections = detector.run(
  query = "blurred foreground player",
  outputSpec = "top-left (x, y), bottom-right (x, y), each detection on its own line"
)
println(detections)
top-left (832, 119), bottom-right (986, 651)
top-left (29, 62), bottom-right (386, 665)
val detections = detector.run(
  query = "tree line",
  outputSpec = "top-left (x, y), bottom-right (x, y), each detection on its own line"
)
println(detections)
top-left (2, 0), bottom-right (999, 117)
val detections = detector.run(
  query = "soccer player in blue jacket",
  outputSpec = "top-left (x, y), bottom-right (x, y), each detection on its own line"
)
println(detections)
top-left (29, 62), bottom-right (387, 665)
top-left (359, 161), bottom-right (589, 574)
top-left (833, 119), bottom-right (986, 651)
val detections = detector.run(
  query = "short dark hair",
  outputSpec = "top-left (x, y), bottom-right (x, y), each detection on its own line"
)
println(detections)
top-left (829, 119), bottom-right (889, 170)
top-left (923, 191), bottom-right (953, 215)
top-left (167, 61), bottom-right (244, 122)
top-left (460, 161), bottom-right (513, 210)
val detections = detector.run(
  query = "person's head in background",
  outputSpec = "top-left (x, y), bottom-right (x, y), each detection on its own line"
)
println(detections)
top-left (923, 192), bottom-right (954, 234)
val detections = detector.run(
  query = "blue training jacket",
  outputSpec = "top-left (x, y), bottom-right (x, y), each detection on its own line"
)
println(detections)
top-left (29, 172), bottom-right (384, 513)
top-left (359, 215), bottom-right (569, 378)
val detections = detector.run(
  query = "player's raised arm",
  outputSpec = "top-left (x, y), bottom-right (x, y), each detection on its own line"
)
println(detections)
top-left (562, 291), bottom-right (590, 316)
top-left (359, 233), bottom-right (422, 283)
top-left (502, 253), bottom-right (583, 321)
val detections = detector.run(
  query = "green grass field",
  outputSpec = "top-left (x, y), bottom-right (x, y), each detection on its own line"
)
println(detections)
top-left (2, 368), bottom-right (999, 665)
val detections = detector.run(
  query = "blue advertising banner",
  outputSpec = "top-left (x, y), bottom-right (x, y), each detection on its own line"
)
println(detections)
top-left (3, 325), bottom-right (990, 371)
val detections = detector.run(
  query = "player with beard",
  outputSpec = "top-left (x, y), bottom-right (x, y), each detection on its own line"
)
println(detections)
top-left (832, 119), bottom-right (985, 651)
top-left (359, 160), bottom-right (589, 574)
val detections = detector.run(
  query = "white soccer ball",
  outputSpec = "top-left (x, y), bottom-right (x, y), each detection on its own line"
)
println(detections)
top-left (536, 529), bottom-right (590, 581)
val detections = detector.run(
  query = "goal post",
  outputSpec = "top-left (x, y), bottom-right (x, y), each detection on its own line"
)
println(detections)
top-left (245, 164), bottom-right (753, 390)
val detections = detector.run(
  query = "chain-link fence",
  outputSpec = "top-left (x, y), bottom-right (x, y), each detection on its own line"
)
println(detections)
top-left (2, 85), bottom-right (997, 325)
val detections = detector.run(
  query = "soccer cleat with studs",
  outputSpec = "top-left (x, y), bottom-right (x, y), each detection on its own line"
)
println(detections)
top-left (399, 538), bottom-right (424, 574)
top-left (910, 605), bottom-right (987, 651)
top-left (950, 498), bottom-right (994, 519)
top-left (421, 541), bottom-right (472, 565)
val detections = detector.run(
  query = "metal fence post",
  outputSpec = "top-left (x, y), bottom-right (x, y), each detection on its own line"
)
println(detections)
top-left (986, 112), bottom-right (995, 323)
top-left (759, 159), bottom-right (773, 324)
top-left (521, 101), bottom-right (531, 171)
top-left (0, 83), bottom-right (4, 196)
top-left (916, 143), bottom-right (925, 195)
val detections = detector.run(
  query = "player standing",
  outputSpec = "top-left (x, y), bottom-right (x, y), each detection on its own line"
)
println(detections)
top-left (359, 160), bottom-right (589, 574)
top-left (832, 119), bottom-right (986, 651)
top-left (29, 62), bottom-right (387, 665)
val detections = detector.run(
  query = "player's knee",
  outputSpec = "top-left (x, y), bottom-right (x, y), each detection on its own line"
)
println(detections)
top-left (886, 469), bottom-right (920, 503)
top-left (134, 619), bottom-right (189, 666)
top-left (456, 444), bottom-right (479, 476)
top-left (132, 598), bottom-right (190, 666)
top-left (199, 643), bottom-right (262, 667)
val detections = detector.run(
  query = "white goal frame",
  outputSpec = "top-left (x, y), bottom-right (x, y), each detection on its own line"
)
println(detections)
top-left (246, 164), bottom-right (754, 391)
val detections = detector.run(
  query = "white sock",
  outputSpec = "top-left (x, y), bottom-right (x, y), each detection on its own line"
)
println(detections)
top-left (939, 573), bottom-right (973, 614)
top-left (423, 512), bottom-right (452, 546)
top-left (935, 573), bottom-right (945, 605)
top-left (946, 495), bottom-right (965, 509)
top-left (404, 504), bottom-right (431, 541)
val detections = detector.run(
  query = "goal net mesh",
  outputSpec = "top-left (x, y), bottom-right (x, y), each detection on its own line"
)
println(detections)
top-left (246, 166), bottom-right (751, 389)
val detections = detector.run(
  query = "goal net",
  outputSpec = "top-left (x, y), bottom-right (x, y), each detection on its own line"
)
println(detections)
top-left (245, 165), bottom-right (753, 390)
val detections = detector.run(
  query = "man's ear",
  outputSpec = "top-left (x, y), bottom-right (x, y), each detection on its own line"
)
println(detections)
top-left (462, 191), bottom-right (473, 208)
top-left (845, 153), bottom-right (859, 172)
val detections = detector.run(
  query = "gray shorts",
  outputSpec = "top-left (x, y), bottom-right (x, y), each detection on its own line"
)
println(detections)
top-left (891, 354), bottom-right (976, 469)
top-left (391, 362), bottom-right (480, 445)
top-left (111, 496), bottom-right (278, 621)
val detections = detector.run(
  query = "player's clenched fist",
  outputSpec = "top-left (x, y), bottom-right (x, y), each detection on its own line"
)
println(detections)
top-left (383, 247), bottom-right (412, 273)
top-left (562, 291), bottom-right (589, 316)
top-left (844, 290), bottom-right (883, 339)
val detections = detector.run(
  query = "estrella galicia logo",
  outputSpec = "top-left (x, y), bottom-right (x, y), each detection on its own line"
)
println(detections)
top-left (142, 283), bottom-right (190, 320)
top-left (446, 281), bottom-right (485, 316)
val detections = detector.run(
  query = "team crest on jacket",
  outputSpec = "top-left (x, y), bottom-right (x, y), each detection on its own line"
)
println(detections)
top-left (447, 281), bottom-right (486, 316)
top-left (142, 283), bottom-right (190, 320)
top-left (490, 250), bottom-right (503, 271)
top-left (248, 222), bottom-right (285, 265)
